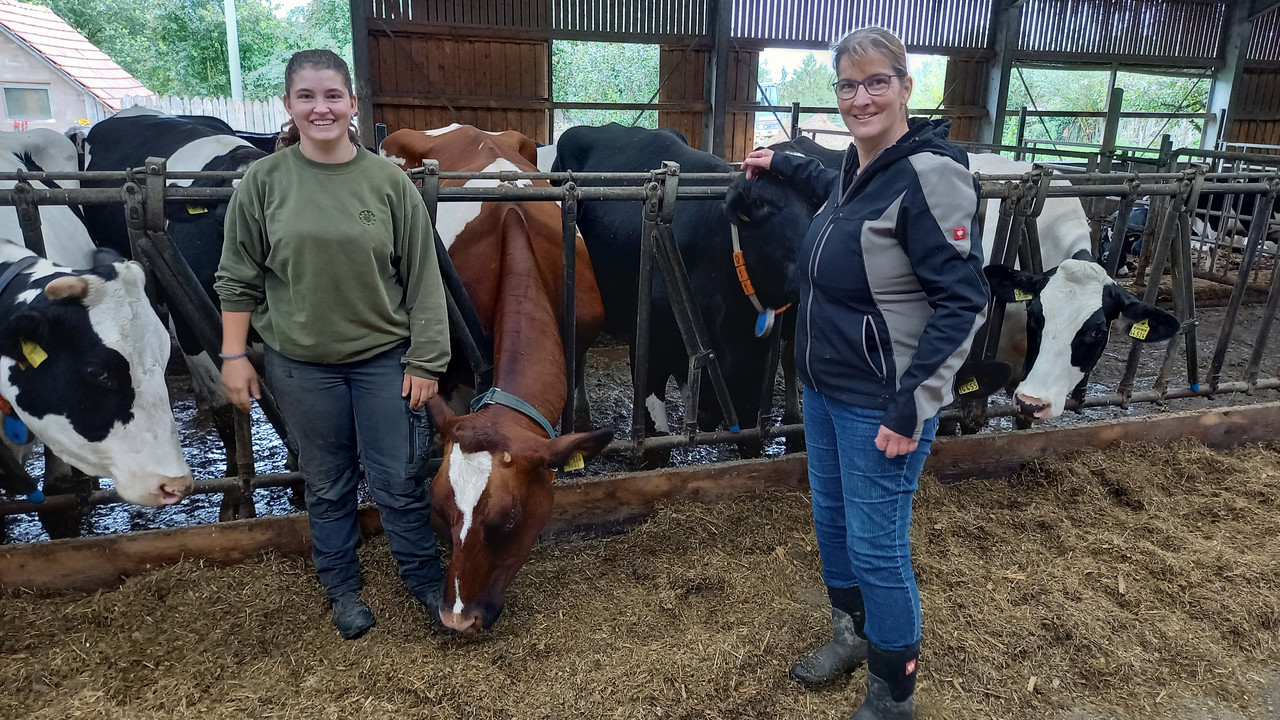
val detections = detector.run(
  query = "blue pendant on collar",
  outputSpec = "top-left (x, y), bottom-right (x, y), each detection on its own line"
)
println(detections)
top-left (470, 387), bottom-right (559, 438)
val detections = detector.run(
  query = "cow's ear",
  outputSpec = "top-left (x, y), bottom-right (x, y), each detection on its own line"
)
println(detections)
top-left (984, 264), bottom-right (1043, 303)
top-left (511, 133), bottom-right (539, 168)
top-left (1105, 284), bottom-right (1180, 343)
top-left (0, 310), bottom-right (48, 360)
top-left (953, 359), bottom-right (1012, 398)
top-left (424, 393), bottom-right (459, 436)
top-left (544, 428), bottom-right (614, 473)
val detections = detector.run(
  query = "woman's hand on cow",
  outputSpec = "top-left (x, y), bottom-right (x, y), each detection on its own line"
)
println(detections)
top-left (221, 358), bottom-right (260, 413)
top-left (875, 425), bottom-right (918, 459)
top-left (740, 149), bottom-right (775, 180)
top-left (403, 374), bottom-right (439, 410)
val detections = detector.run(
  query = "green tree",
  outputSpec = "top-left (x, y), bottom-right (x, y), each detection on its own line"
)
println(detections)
top-left (31, 0), bottom-right (349, 101)
top-left (552, 41), bottom-right (660, 132)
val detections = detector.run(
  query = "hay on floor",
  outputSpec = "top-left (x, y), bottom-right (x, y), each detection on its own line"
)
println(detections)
top-left (2, 439), bottom-right (1279, 719)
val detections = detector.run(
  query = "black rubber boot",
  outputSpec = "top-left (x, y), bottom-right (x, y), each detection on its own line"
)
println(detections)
top-left (850, 642), bottom-right (919, 719)
top-left (789, 585), bottom-right (868, 686)
top-left (411, 584), bottom-right (447, 633)
top-left (330, 592), bottom-right (376, 639)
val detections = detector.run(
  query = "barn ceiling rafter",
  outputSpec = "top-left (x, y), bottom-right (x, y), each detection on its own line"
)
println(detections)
top-left (353, 0), bottom-right (1280, 155)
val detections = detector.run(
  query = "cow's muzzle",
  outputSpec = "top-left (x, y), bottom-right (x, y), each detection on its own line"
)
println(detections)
top-left (1015, 394), bottom-right (1052, 419)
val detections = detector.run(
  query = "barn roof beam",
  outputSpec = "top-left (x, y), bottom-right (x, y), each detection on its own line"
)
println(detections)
top-left (1203, 1), bottom-right (1261, 148)
top-left (979, 0), bottom-right (1023, 145)
top-left (1249, 1), bottom-right (1280, 21)
top-left (703, 0), bottom-right (733, 157)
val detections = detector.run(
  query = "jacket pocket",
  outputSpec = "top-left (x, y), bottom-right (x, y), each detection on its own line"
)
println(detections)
top-left (861, 315), bottom-right (888, 382)
top-left (404, 404), bottom-right (436, 486)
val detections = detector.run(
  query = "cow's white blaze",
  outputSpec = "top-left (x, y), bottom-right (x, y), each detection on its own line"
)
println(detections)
top-left (448, 444), bottom-right (493, 544)
top-left (435, 158), bottom-right (530, 249)
top-left (452, 578), bottom-right (464, 614)
top-left (1014, 260), bottom-right (1111, 419)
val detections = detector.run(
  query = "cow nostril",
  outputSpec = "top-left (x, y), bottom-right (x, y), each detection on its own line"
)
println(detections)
top-left (439, 610), bottom-right (479, 634)
top-left (159, 481), bottom-right (190, 504)
top-left (1015, 395), bottom-right (1048, 416)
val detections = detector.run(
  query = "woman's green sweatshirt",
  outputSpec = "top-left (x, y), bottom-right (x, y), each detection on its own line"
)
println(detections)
top-left (214, 144), bottom-right (450, 379)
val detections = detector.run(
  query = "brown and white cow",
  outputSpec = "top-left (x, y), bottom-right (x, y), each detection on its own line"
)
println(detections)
top-left (381, 124), bottom-right (613, 632)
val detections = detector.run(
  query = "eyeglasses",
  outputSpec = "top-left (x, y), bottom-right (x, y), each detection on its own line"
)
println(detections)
top-left (831, 74), bottom-right (900, 100)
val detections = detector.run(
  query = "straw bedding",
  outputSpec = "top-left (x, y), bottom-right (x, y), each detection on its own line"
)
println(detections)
top-left (3, 439), bottom-right (1278, 719)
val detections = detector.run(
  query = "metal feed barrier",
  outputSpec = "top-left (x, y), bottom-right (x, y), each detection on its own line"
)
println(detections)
top-left (1, 155), bottom-right (1279, 529)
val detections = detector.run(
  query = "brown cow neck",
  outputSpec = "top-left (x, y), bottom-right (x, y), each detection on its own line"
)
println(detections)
top-left (489, 205), bottom-right (568, 429)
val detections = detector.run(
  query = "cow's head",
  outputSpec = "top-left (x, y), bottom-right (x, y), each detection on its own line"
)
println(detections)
top-left (986, 257), bottom-right (1179, 419)
top-left (0, 249), bottom-right (193, 505)
top-left (725, 168), bottom-right (824, 310)
top-left (426, 396), bottom-right (612, 633)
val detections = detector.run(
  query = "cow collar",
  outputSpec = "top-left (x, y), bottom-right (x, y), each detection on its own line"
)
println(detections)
top-left (470, 387), bottom-right (558, 438)
top-left (729, 223), bottom-right (791, 337)
top-left (0, 255), bottom-right (39, 302)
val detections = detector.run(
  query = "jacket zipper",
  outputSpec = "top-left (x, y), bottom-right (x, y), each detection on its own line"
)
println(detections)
top-left (803, 162), bottom-right (865, 390)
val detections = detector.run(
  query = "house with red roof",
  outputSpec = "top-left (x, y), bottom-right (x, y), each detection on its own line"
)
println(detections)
top-left (0, 0), bottom-right (151, 131)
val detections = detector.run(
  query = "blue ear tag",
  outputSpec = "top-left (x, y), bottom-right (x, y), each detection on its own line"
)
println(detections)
top-left (755, 310), bottom-right (775, 338)
top-left (25, 489), bottom-right (43, 503)
top-left (4, 414), bottom-right (28, 445)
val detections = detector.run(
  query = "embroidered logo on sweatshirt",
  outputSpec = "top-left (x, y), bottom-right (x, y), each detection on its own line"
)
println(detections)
top-left (953, 226), bottom-right (967, 241)
top-left (358, 209), bottom-right (377, 226)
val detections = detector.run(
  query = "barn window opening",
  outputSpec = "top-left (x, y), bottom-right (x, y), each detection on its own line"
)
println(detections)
top-left (551, 41), bottom-right (660, 137)
top-left (1005, 66), bottom-right (1210, 156)
top-left (2, 86), bottom-right (53, 123)
top-left (755, 48), bottom-right (947, 150)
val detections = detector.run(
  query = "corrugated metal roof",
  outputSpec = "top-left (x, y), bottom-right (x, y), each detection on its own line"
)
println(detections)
top-left (0, 0), bottom-right (150, 110)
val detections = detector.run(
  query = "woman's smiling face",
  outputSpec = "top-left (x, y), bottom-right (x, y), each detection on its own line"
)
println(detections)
top-left (283, 66), bottom-right (356, 150)
top-left (835, 53), bottom-right (912, 158)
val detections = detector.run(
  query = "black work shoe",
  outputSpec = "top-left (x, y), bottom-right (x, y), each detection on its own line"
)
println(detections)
top-left (789, 606), bottom-right (869, 686)
top-left (330, 592), bottom-right (375, 639)
top-left (850, 672), bottom-right (915, 719)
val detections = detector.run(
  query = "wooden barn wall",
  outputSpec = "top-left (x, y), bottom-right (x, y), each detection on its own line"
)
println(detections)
top-left (368, 32), bottom-right (549, 141)
top-left (1228, 68), bottom-right (1280, 152)
top-left (657, 47), bottom-right (758, 161)
top-left (941, 56), bottom-right (988, 144)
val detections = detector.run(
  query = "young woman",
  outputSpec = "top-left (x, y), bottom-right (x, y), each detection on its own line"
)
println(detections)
top-left (742, 27), bottom-right (989, 719)
top-left (215, 49), bottom-right (449, 639)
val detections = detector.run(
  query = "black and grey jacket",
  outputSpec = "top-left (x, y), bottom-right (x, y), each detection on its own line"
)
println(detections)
top-left (771, 118), bottom-right (988, 440)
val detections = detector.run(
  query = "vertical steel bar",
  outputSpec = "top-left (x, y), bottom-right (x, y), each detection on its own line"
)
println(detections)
top-left (559, 182), bottom-right (579, 434)
top-left (1209, 188), bottom-right (1277, 391)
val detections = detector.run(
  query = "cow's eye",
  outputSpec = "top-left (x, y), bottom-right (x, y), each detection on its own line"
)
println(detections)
top-left (83, 364), bottom-right (118, 389)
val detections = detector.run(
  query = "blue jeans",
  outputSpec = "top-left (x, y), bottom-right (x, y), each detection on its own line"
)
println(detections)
top-left (265, 343), bottom-right (442, 600)
top-left (803, 385), bottom-right (937, 651)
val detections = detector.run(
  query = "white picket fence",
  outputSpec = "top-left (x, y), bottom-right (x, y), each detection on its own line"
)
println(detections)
top-left (92, 95), bottom-right (292, 134)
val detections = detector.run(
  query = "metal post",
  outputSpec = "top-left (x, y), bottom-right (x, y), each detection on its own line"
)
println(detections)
top-left (559, 182), bottom-right (579, 433)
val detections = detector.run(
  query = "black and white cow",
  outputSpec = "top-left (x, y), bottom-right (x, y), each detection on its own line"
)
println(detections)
top-left (967, 153), bottom-right (1179, 419)
top-left (0, 128), bottom-right (97, 269)
top-left (770, 143), bottom-right (1178, 421)
top-left (551, 123), bottom-right (823, 450)
top-left (78, 106), bottom-right (268, 474)
top-left (0, 240), bottom-right (192, 505)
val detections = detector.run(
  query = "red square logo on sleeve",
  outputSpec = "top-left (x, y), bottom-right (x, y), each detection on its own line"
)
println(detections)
top-left (954, 226), bottom-right (967, 241)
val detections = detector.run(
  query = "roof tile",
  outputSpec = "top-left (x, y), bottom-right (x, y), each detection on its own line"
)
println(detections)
top-left (0, 0), bottom-right (151, 111)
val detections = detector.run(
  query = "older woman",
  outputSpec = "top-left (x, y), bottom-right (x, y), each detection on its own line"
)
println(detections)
top-left (742, 27), bottom-right (988, 719)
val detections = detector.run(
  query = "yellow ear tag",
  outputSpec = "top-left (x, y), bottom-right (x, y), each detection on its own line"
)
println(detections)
top-left (20, 341), bottom-right (47, 368)
top-left (186, 204), bottom-right (208, 215)
top-left (957, 377), bottom-right (980, 395)
top-left (562, 452), bottom-right (585, 472)
top-left (737, 212), bottom-right (751, 223)
top-left (1129, 319), bottom-right (1150, 340)
top-left (1013, 288), bottom-right (1034, 302)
